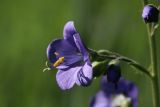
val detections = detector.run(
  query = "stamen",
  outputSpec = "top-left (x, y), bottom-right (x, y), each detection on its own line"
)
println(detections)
top-left (43, 67), bottom-right (51, 72)
top-left (43, 61), bottom-right (51, 72)
top-left (53, 57), bottom-right (65, 67)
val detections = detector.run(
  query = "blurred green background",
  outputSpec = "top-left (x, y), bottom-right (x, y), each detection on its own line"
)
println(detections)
top-left (0, 0), bottom-right (160, 107)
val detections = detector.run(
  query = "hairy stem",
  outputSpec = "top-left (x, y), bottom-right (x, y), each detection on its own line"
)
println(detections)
top-left (147, 24), bottom-right (159, 107)
top-left (88, 48), bottom-right (152, 79)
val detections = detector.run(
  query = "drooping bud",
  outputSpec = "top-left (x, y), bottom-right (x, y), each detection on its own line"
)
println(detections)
top-left (142, 5), bottom-right (159, 23)
top-left (106, 59), bottom-right (121, 84)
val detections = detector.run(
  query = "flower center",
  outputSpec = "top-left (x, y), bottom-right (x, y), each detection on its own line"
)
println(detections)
top-left (53, 52), bottom-right (65, 67)
top-left (112, 94), bottom-right (131, 107)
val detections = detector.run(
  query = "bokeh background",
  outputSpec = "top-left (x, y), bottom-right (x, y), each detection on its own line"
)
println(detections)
top-left (0, 0), bottom-right (160, 107)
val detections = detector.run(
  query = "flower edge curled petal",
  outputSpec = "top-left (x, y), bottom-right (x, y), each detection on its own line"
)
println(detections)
top-left (73, 33), bottom-right (90, 62)
top-left (63, 21), bottom-right (77, 40)
top-left (56, 66), bottom-right (81, 90)
top-left (76, 63), bottom-right (93, 86)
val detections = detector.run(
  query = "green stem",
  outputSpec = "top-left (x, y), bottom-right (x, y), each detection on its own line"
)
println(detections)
top-left (147, 24), bottom-right (159, 107)
top-left (88, 49), bottom-right (152, 79)
top-left (141, 0), bottom-right (159, 105)
top-left (152, 77), bottom-right (159, 107)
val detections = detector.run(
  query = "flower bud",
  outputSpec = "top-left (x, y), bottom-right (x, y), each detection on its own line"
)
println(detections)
top-left (142, 5), bottom-right (159, 23)
top-left (106, 60), bottom-right (121, 84)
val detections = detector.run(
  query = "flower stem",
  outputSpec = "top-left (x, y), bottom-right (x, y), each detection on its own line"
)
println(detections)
top-left (147, 23), bottom-right (159, 107)
top-left (141, 0), bottom-right (159, 105)
top-left (88, 48), bottom-right (152, 79)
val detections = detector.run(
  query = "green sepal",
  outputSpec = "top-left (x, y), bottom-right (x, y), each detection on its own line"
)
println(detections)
top-left (92, 60), bottom-right (108, 78)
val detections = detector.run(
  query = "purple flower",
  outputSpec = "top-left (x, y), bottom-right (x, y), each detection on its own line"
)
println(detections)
top-left (90, 77), bottom-right (138, 107)
top-left (142, 5), bottom-right (159, 23)
top-left (46, 21), bottom-right (93, 90)
top-left (106, 62), bottom-right (121, 84)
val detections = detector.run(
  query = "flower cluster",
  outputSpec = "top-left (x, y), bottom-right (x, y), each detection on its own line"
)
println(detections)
top-left (43, 1), bottom-right (160, 106)
top-left (90, 77), bottom-right (138, 107)
top-left (45, 21), bottom-right (138, 107)
top-left (90, 63), bottom-right (138, 107)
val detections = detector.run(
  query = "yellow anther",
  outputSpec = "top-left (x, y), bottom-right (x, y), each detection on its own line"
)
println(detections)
top-left (53, 57), bottom-right (65, 67)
